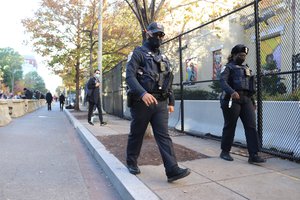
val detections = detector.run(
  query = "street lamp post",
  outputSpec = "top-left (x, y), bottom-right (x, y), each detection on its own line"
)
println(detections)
top-left (98, 0), bottom-right (104, 113)
top-left (98, 0), bottom-right (103, 87)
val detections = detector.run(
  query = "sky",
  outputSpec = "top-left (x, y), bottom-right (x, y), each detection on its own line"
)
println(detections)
top-left (0, 0), bottom-right (62, 94)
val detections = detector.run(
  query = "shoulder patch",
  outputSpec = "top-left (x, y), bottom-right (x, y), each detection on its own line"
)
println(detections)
top-left (221, 65), bottom-right (227, 73)
top-left (127, 52), bottom-right (133, 63)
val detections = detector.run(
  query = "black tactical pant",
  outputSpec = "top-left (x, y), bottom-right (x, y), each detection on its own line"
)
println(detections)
top-left (88, 100), bottom-right (103, 123)
top-left (47, 102), bottom-right (51, 111)
top-left (220, 95), bottom-right (259, 155)
top-left (59, 102), bottom-right (64, 111)
top-left (126, 100), bottom-right (178, 174)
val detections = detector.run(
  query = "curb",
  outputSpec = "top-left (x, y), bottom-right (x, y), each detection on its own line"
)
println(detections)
top-left (64, 109), bottom-right (159, 200)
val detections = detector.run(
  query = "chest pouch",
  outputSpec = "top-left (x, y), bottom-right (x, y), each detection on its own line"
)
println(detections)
top-left (136, 67), bottom-right (158, 93)
top-left (153, 54), bottom-right (166, 72)
top-left (158, 71), bottom-right (174, 92)
top-left (249, 75), bottom-right (256, 94)
top-left (245, 68), bottom-right (251, 77)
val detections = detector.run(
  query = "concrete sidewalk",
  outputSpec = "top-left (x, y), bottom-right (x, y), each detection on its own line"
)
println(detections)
top-left (65, 109), bottom-right (300, 200)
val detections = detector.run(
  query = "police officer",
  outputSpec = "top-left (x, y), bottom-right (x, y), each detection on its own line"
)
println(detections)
top-left (219, 44), bottom-right (266, 164)
top-left (125, 22), bottom-right (190, 182)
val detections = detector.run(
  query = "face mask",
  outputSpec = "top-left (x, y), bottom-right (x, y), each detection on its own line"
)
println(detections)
top-left (235, 57), bottom-right (245, 65)
top-left (95, 74), bottom-right (100, 79)
top-left (148, 37), bottom-right (162, 49)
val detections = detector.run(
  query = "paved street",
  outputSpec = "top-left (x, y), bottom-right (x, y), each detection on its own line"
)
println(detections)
top-left (0, 103), bottom-right (121, 200)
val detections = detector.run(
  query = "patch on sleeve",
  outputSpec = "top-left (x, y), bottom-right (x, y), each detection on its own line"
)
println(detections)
top-left (127, 52), bottom-right (133, 63)
top-left (221, 65), bottom-right (227, 73)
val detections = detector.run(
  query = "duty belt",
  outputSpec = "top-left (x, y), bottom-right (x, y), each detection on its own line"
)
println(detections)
top-left (151, 92), bottom-right (168, 101)
top-left (237, 90), bottom-right (251, 96)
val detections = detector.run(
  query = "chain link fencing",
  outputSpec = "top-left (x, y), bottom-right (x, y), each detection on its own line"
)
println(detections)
top-left (103, 0), bottom-right (300, 161)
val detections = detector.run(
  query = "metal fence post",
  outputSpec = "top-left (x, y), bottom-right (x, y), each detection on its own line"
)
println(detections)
top-left (179, 35), bottom-right (184, 132)
top-left (254, 0), bottom-right (263, 148)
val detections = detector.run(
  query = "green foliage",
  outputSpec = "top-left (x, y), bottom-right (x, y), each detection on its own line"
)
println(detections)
top-left (209, 80), bottom-right (222, 94)
top-left (0, 47), bottom-right (24, 92)
top-left (173, 88), bottom-right (219, 100)
top-left (262, 88), bottom-right (300, 101)
top-left (261, 59), bottom-right (287, 95)
top-left (102, 1), bottom-right (141, 70)
top-left (24, 71), bottom-right (47, 93)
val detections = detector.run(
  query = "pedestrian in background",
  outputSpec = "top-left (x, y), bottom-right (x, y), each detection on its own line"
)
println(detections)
top-left (125, 22), bottom-right (190, 182)
top-left (45, 91), bottom-right (53, 111)
top-left (59, 93), bottom-right (65, 111)
top-left (219, 44), bottom-right (266, 164)
top-left (23, 88), bottom-right (33, 99)
top-left (86, 69), bottom-right (107, 126)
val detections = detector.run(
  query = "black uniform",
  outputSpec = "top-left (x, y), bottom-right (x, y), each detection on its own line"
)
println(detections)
top-left (86, 76), bottom-right (104, 124)
top-left (219, 61), bottom-right (259, 155)
top-left (45, 92), bottom-right (53, 111)
top-left (126, 41), bottom-right (179, 174)
top-left (24, 88), bottom-right (33, 99)
top-left (59, 94), bottom-right (65, 111)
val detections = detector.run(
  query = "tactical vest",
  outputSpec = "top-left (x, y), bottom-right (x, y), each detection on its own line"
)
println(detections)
top-left (136, 46), bottom-right (173, 94)
top-left (226, 62), bottom-right (255, 93)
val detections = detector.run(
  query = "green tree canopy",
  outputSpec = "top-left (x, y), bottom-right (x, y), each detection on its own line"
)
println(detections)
top-left (0, 47), bottom-right (24, 93)
top-left (22, 0), bottom-right (92, 110)
top-left (24, 71), bottom-right (47, 94)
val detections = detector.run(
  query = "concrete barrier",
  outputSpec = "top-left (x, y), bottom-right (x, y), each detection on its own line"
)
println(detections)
top-left (6, 99), bottom-right (26, 118)
top-left (168, 100), bottom-right (300, 157)
top-left (0, 99), bottom-right (46, 127)
top-left (39, 99), bottom-right (45, 107)
top-left (26, 100), bottom-right (36, 113)
top-left (0, 100), bottom-right (12, 126)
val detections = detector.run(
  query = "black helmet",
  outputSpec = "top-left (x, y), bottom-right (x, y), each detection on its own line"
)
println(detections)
top-left (231, 44), bottom-right (249, 55)
top-left (146, 22), bottom-right (165, 36)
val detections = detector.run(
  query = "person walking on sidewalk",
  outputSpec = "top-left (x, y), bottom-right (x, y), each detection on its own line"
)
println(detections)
top-left (86, 69), bottom-right (107, 126)
top-left (59, 93), bottom-right (65, 111)
top-left (45, 91), bottom-right (53, 111)
top-left (219, 44), bottom-right (266, 164)
top-left (125, 22), bottom-right (190, 182)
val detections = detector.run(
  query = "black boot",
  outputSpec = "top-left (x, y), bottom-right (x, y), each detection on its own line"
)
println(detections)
top-left (167, 167), bottom-right (191, 183)
top-left (127, 165), bottom-right (141, 175)
top-left (220, 151), bottom-right (234, 161)
top-left (248, 154), bottom-right (266, 164)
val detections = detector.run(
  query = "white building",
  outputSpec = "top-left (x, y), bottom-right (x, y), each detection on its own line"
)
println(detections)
top-left (22, 55), bottom-right (37, 76)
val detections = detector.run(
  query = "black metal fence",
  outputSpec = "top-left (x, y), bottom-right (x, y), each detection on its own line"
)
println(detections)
top-left (102, 61), bottom-right (125, 118)
top-left (103, 0), bottom-right (300, 161)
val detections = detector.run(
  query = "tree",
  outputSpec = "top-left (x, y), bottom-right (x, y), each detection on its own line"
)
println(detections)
top-left (24, 71), bottom-right (47, 93)
top-left (124, 0), bottom-right (167, 41)
top-left (22, 0), bottom-right (140, 109)
top-left (22, 0), bottom-right (92, 110)
top-left (0, 48), bottom-right (24, 94)
top-left (81, 0), bottom-right (103, 77)
top-left (262, 56), bottom-right (286, 96)
top-left (164, 0), bottom-right (244, 35)
top-left (209, 80), bottom-right (222, 94)
top-left (101, 1), bottom-right (141, 70)
top-left (0, 68), bottom-right (4, 92)
top-left (14, 80), bottom-right (26, 96)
